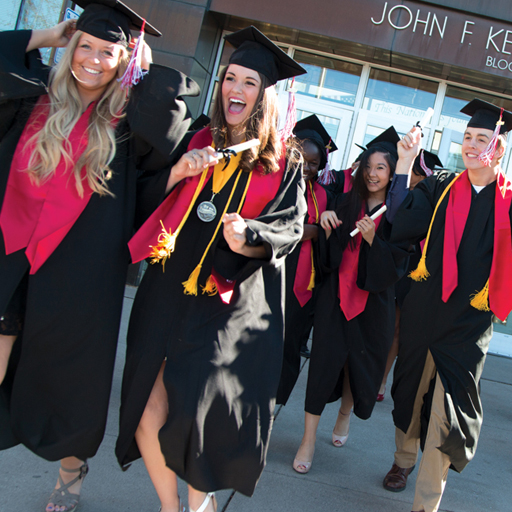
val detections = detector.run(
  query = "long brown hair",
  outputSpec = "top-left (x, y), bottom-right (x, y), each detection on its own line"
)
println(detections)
top-left (210, 66), bottom-right (293, 174)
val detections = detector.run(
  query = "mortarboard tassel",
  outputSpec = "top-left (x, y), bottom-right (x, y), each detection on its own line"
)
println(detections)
top-left (307, 247), bottom-right (315, 291)
top-left (318, 138), bottom-right (335, 185)
top-left (470, 279), bottom-right (490, 312)
top-left (279, 78), bottom-right (297, 142)
top-left (202, 275), bottom-right (218, 296)
top-left (478, 108), bottom-right (504, 167)
top-left (409, 253), bottom-right (430, 281)
top-left (119, 19), bottom-right (149, 90)
top-left (419, 150), bottom-right (433, 177)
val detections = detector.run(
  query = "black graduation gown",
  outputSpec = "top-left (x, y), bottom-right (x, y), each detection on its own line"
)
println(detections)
top-left (276, 183), bottom-right (330, 406)
top-left (115, 151), bottom-right (307, 496)
top-left (305, 202), bottom-right (408, 419)
top-left (0, 30), bottom-right (198, 461)
top-left (389, 172), bottom-right (512, 472)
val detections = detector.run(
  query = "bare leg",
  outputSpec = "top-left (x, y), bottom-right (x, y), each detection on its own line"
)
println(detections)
top-left (0, 334), bottom-right (16, 385)
top-left (379, 305), bottom-right (400, 396)
top-left (332, 364), bottom-right (352, 445)
top-left (135, 362), bottom-right (181, 512)
top-left (293, 412), bottom-right (321, 472)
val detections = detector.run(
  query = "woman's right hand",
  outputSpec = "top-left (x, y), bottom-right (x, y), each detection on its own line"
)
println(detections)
top-left (26, 19), bottom-right (76, 52)
top-left (166, 146), bottom-right (219, 194)
top-left (320, 210), bottom-right (342, 231)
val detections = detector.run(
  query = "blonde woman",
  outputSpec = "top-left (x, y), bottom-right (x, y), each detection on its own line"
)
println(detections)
top-left (0, 2), bottom-right (198, 511)
top-left (116, 26), bottom-right (307, 512)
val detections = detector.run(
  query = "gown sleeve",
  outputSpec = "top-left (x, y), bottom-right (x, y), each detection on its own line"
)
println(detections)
top-left (389, 171), bottom-right (456, 247)
top-left (212, 157), bottom-right (307, 281)
top-left (0, 30), bottom-right (49, 102)
top-left (126, 65), bottom-right (200, 228)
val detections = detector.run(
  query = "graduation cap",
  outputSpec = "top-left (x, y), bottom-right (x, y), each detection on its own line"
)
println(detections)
top-left (224, 26), bottom-right (306, 86)
top-left (75, 0), bottom-right (161, 47)
top-left (460, 99), bottom-right (512, 165)
top-left (293, 115), bottom-right (337, 170)
top-left (356, 126), bottom-right (400, 158)
top-left (414, 149), bottom-right (443, 177)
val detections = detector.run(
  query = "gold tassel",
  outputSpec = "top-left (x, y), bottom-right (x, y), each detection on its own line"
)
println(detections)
top-left (307, 266), bottom-right (316, 291)
top-left (182, 264), bottom-right (202, 296)
top-left (409, 255), bottom-right (430, 281)
top-left (201, 275), bottom-right (218, 296)
top-left (470, 279), bottom-right (490, 312)
top-left (149, 220), bottom-right (177, 270)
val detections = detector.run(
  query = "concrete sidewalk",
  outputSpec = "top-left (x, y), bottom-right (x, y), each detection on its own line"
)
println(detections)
top-left (1, 287), bottom-right (511, 511)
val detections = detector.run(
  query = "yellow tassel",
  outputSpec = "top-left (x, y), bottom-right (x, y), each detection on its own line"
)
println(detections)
top-left (307, 267), bottom-right (315, 291)
top-left (409, 255), bottom-right (430, 282)
top-left (470, 280), bottom-right (490, 312)
top-left (182, 264), bottom-right (202, 296)
top-left (201, 275), bottom-right (218, 296)
top-left (149, 220), bottom-right (177, 270)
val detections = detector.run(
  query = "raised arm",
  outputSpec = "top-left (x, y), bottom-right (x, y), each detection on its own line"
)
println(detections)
top-left (26, 19), bottom-right (77, 52)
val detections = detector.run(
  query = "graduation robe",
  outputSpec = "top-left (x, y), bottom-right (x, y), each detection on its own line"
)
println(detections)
top-left (115, 130), bottom-right (307, 496)
top-left (305, 200), bottom-right (408, 419)
top-left (276, 180), bottom-right (329, 406)
top-left (389, 172), bottom-right (512, 472)
top-left (0, 30), bottom-right (198, 461)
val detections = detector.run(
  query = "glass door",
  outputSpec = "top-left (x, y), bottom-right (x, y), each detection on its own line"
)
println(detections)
top-left (277, 93), bottom-right (355, 171)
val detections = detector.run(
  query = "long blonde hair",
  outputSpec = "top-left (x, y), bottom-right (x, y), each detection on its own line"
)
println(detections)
top-left (25, 30), bottom-right (130, 197)
top-left (210, 66), bottom-right (286, 175)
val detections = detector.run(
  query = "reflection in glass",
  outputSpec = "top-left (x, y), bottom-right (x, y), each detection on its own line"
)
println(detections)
top-left (0, 0), bottom-right (22, 31)
top-left (363, 69), bottom-right (437, 124)
top-left (297, 109), bottom-right (340, 143)
top-left (445, 142), bottom-right (464, 174)
top-left (440, 85), bottom-right (512, 133)
top-left (292, 51), bottom-right (362, 106)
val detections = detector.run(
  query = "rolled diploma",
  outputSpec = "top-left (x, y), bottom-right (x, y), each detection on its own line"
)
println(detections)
top-left (350, 204), bottom-right (387, 237)
top-left (208, 139), bottom-right (261, 164)
top-left (407, 107), bottom-right (435, 188)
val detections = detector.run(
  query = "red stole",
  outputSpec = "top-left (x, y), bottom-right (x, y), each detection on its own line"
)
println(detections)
top-left (0, 97), bottom-right (96, 274)
top-left (443, 169), bottom-right (512, 320)
top-left (293, 180), bottom-right (327, 306)
top-left (128, 128), bottom-right (286, 301)
top-left (343, 168), bottom-right (353, 193)
top-left (338, 206), bottom-right (383, 321)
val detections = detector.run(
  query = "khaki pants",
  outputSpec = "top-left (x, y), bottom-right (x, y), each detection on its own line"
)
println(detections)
top-left (394, 350), bottom-right (451, 512)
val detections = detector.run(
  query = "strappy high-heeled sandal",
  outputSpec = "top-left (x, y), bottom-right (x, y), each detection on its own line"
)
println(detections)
top-left (45, 461), bottom-right (89, 512)
top-left (190, 492), bottom-right (216, 512)
top-left (157, 498), bottom-right (186, 512)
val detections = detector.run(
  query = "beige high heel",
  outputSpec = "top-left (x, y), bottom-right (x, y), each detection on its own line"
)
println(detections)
top-left (332, 409), bottom-right (351, 447)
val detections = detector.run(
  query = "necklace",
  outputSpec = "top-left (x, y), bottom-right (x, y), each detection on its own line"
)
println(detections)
top-left (197, 149), bottom-right (242, 222)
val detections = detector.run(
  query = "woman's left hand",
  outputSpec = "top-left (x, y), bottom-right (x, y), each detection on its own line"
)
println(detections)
top-left (355, 215), bottom-right (376, 245)
top-left (222, 213), bottom-right (247, 254)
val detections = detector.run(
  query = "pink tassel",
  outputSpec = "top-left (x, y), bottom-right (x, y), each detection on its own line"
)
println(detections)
top-left (279, 78), bottom-right (296, 142)
top-left (318, 138), bottom-right (335, 185)
top-left (478, 108), bottom-right (504, 166)
top-left (119, 19), bottom-right (149, 90)
top-left (419, 150), bottom-right (433, 177)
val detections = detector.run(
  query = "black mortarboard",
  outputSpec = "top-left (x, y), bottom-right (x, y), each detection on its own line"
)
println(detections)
top-left (357, 126), bottom-right (400, 158)
top-left (75, 0), bottom-right (161, 47)
top-left (460, 99), bottom-right (512, 134)
top-left (413, 149), bottom-right (443, 177)
top-left (293, 115), bottom-right (337, 170)
top-left (224, 26), bottom-right (306, 86)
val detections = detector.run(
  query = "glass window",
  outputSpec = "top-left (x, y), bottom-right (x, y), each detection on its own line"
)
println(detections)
top-left (0, 0), bottom-right (22, 31)
top-left (291, 51), bottom-right (362, 107)
top-left (439, 85), bottom-right (512, 132)
top-left (296, 109), bottom-right (340, 143)
top-left (363, 69), bottom-right (437, 125)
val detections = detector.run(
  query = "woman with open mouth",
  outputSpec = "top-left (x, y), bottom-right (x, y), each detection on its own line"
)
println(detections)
top-left (116, 26), bottom-right (307, 512)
